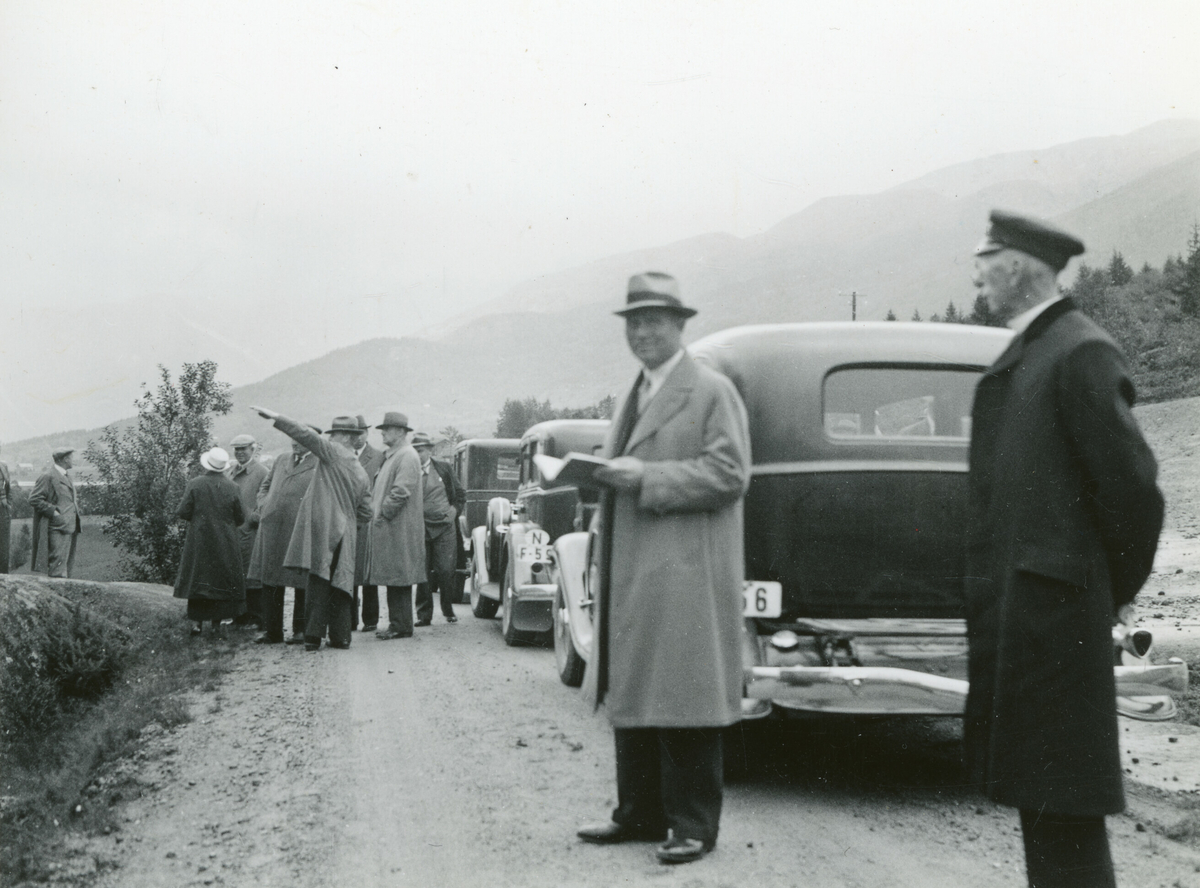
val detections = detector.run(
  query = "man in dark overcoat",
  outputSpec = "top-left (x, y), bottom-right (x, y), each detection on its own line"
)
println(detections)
top-left (964, 211), bottom-right (1164, 888)
top-left (251, 409), bottom-right (371, 651)
top-left (228, 434), bottom-right (268, 627)
top-left (248, 434), bottom-right (316, 644)
top-left (351, 416), bottom-right (386, 631)
top-left (0, 445), bottom-right (10, 573)
top-left (579, 272), bottom-right (751, 865)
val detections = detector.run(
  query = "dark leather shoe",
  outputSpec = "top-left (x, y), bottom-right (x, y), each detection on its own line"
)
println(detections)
top-left (414, 619), bottom-right (432, 627)
top-left (376, 629), bottom-right (411, 640)
top-left (655, 835), bottom-right (710, 864)
top-left (577, 822), bottom-right (666, 845)
top-left (445, 615), bottom-right (458, 623)
top-left (285, 633), bottom-right (305, 645)
top-left (362, 624), bottom-right (378, 632)
top-left (254, 634), bottom-right (283, 645)
top-left (329, 640), bottom-right (350, 650)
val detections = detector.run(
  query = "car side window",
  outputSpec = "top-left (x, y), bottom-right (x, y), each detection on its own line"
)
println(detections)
top-left (824, 365), bottom-right (983, 441)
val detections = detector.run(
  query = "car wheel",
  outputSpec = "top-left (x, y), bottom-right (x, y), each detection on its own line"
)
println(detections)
top-left (470, 554), bottom-right (499, 619)
top-left (501, 561), bottom-right (531, 646)
top-left (553, 582), bottom-right (585, 687)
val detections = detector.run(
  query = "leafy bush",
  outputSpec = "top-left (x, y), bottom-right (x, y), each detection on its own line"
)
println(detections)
top-left (8, 524), bottom-right (31, 571)
top-left (0, 595), bottom-right (130, 756)
top-left (85, 361), bottom-right (232, 583)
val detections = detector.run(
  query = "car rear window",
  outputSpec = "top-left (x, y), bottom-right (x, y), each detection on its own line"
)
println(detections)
top-left (467, 450), bottom-right (521, 490)
top-left (823, 365), bottom-right (983, 441)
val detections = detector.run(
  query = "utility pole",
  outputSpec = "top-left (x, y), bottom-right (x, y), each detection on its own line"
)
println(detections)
top-left (852, 291), bottom-right (856, 321)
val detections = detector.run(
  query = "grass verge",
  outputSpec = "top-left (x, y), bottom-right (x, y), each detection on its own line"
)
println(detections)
top-left (0, 577), bottom-right (241, 886)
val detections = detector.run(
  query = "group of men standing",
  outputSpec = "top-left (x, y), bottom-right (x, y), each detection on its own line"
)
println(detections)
top-left (238, 411), bottom-right (463, 650)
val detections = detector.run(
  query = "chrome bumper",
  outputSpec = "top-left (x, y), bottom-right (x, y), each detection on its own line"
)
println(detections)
top-left (745, 659), bottom-right (1189, 719)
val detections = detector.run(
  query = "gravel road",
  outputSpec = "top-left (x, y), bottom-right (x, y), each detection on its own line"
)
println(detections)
top-left (75, 597), bottom-right (1200, 888)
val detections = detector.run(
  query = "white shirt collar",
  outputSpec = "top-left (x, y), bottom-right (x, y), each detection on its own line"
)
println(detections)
top-left (640, 348), bottom-right (686, 403)
top-left (54, 462), bottom-right (69, 477)
top-left (1008, 296), bottom-right (1062, 335)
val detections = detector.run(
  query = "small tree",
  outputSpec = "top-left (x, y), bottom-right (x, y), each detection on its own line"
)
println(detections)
top-left (1179, 223), bottom-right (1200, 316)
top-left (942, 301), bottom-right (961, 323)
top-left (494, 395), bottom-right (616, 438)
top-left (966, 294), bottom-right (997, 326)
top-left (9, 523), bottom-right (32, 571)
top-left (911, 309), bottom-right (922, 322)
top-left (439, 426), bottom-right (465, 447)
top-left (85, 362), bottom-right (232, 583)
top-left (884, 309), bottom-right (897, 321)
top-left (1108, 251), bottom-right (1134, 286)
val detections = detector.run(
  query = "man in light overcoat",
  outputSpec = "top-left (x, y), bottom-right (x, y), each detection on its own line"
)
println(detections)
top-left (251, 410), bottom-right (372, 651)
top-left (367, 412), bottom-right (426, 639)
top-left (964, 211), bottom-right (1164, 888)
top-left (29, 446), bottom-right (83, 578)
top-left (580, 272), bottom-right (751, 865)
top-left (248, 433), bottom-right (317, 644)
top-left (352, 415), bottom-right (386, 631)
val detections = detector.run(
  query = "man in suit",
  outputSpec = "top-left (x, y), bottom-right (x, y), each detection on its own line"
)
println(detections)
top-left (411, 432), bottom-right (465, 625)
top-left (964, 211), bottom-right (1164, 888)
top-left (368, 412), bottom-right (426, 640)
top-left (351, 415), bottom-right (386, 631)
top-left (579, 272), bottom-right (751, 865)
top-left (0, 444), bottom-right (11, 573)
top-left (228, 434), bottom-right (269, 627)
top-left (248, 432), bottom-right (317, 644)
top-left (30, 446), bottom-right (83, 578)
top-left (250, 410), bottom-right (371, 651)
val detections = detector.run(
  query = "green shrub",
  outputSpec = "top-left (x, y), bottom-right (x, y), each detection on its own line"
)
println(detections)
top-left (8, 523), bottom-right (31, 571)
top-left (0, 596), bottom-right (130, 756)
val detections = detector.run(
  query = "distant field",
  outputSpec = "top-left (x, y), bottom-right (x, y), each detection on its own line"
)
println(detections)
top-left (7, 515), bottom-right (124, 582)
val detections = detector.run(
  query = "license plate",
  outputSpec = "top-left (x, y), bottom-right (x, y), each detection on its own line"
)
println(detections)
top-left (518, 544), bottom-right (549, 563)
top-left (742, 581), bottom-right (782, 617)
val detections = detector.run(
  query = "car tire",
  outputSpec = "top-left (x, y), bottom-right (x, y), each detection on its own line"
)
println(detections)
top-left (553, 582), bottom-right (585, 687)
top-left (470, 554), bottom-right (499, 619)
top-left (501, 561), bottom-right (533, 646)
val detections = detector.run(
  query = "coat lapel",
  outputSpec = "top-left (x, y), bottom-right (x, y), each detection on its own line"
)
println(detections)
top-left (625, 354), bottom-right (696, 454)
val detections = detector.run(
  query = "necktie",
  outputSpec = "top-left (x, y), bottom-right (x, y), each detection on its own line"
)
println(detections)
top-left (612, 373), bottom-right (642, 456)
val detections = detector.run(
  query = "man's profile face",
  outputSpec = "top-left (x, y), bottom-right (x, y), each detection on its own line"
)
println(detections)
top-left (233, 445), bottom-right (253, 465)
top-left (291, 440), bottom-right (308, 458)
top-left (381, 427), bottom-right (406, 448)
top-left (355, 431), bottom-right (367, 450)
top-left (59, 453), bottom-right (75, 470)
top-left (972, 249), bottom-right (1026, 323)
top-left (415, 446), bottom-right (432, 466)
top-left (624, 308), bottom-right (685, 370)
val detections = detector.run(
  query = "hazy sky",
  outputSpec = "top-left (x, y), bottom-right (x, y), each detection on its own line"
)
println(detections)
top-left (1, 0), bottom-right (1197, 438)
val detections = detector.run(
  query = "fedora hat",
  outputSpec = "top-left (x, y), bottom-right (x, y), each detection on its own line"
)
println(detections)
top-left (410, 432), bottom-right (434, 449)
top-left (355, 415), bottom-right (369, 430)
top-left (376, 411), bottom-right (411, 431)
top-left (324, 416), bottom-right (360, 434)
top-left (614, 271), bottom-right (698, 318)
top-left (199, 447), bottom-right (230, 473)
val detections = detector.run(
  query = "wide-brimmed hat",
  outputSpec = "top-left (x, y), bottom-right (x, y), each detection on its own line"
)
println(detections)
top-left (410, 432), bottom-right (434, 449)
top-left (324, 416), bottom-right (360, 435)
top-left (52, 446), bottom-right (76, 459)
top-left (376, 411), bottom-right (411, 431)
top-left (974, 210), bottom-right (1085, 273)
top-left (200, 447), bottom-right (230, 473)
top-left (614, 271), bottom-right (698, 318)
top-left (230, 434), bottom-right (256, 448)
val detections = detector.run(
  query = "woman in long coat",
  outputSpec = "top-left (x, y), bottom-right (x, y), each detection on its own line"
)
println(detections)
top-left (175, 448), bottom-right (247, 636)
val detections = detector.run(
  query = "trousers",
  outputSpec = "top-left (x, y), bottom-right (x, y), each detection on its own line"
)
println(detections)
top-left (415, 529), bottom-right (457, 621)
top-left (612, 727), bottom-right (724, 849)
top-left (1020, 810), bottom-right (1115, 888)
top-left (305, 573), bottom-right (352, 647)
top-left (385, 585), bottom-right (415, 636)
top-left (262, 584), bottom-right (307, 641)
top-left (47, 530), bottom-right (78, 578)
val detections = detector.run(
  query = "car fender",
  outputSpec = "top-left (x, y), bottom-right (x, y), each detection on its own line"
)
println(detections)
top-left (553, 531), bottom-right (593, 664)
